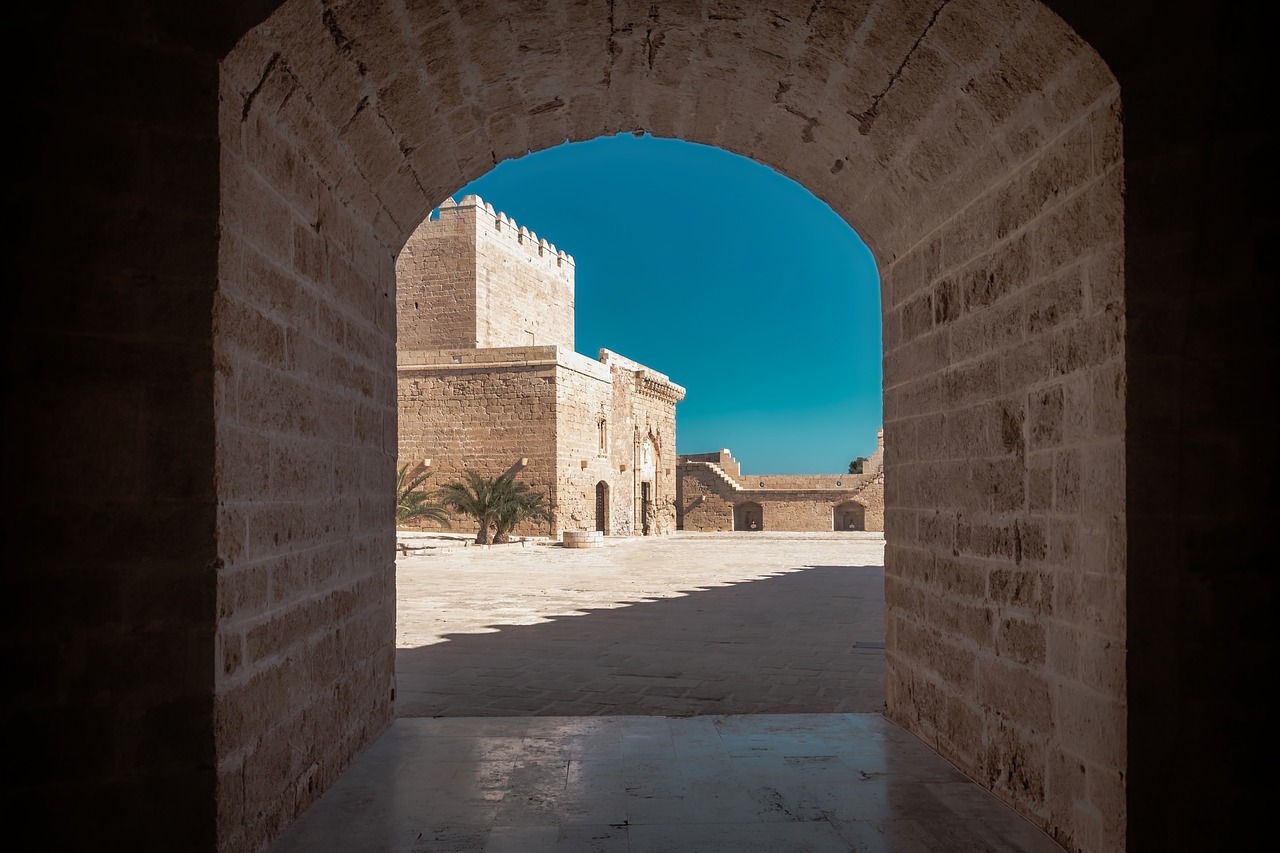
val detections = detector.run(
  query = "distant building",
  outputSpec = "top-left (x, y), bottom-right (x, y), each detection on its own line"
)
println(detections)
top-left (397, 195), bottom-right (685, 537)
top-left (677, 430), bottom-right (884, 532)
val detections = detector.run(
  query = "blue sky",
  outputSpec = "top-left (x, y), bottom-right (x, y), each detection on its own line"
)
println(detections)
top-left (451, 133), bottom-right (881, 474)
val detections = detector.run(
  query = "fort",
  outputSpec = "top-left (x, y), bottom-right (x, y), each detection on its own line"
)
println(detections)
top-left (10, 3), bottom-right (1268, 852)
top-left (677, 430), bottom-right (885, 532)
top-left (397, 195), bottom-right (685, 537)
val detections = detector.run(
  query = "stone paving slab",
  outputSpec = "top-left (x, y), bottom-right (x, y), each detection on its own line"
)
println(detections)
top-left (396, 532), bottom-right (886, 717)
top-left (270, 714), bottom-right (1065, 853)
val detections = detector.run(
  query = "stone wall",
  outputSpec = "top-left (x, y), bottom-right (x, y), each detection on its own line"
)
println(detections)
top-left (396, 203), bottom-right (478, 352)
top-left (397, 345), bottom-right (682, 539)
top-left (396, 196), bottom-right (574, 351)
top-left (215, 20), bottom-right (400, 848)
top-left (552, 352), bottom-right (622, 534)
top-left (397, 346), bottom-right (560, 538)
top-left (606, 352), bottom-right (682, 536)
top-left (473, 198), bottom-right (575, 349)
top-left (677, 435), bottom-right (885, 533)
top-left (678, 464), bottom-right (885, 533)
top-left (880, 51), bottom-right (1126, 853)
top-left (11, 2), bottom-right (1267, 852)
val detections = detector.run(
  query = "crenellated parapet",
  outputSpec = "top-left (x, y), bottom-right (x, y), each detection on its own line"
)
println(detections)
top-left (438, 194), bottom-right (575, 281)
top-left (401, 193), bottom-right (576, 350)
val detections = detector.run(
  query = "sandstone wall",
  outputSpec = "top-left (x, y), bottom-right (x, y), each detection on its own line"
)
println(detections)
top-left (676, 462), bottom-right (736, 532)
top-left (396, 196), bottom-right (574, 351)
top-left (678, 449), bottom-right (742, 479)
top-left (678, 464), bottom-right (885, 533)
top-left (604, 350), bottom-right (682, 536)
top-left (396, 204), bottom-right (478, 351)
top-left (472, 197), bottom-right (575, 349)
top-left (216, 27), bottom-right (399, 849)
top-left (677, 432), bottom-right (885, 534)
top-left (398, 347), bottom-right (559, 538)
top-left (880, 64), bottom-right (1126, 853)
top-left (398, 346), bottom-right (680, 539)
top-left (553, 352), bottom-right (624, 535)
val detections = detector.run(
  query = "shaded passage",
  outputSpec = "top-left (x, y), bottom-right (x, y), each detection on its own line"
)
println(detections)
top-left (271, 714), bottom-right (1063, 853)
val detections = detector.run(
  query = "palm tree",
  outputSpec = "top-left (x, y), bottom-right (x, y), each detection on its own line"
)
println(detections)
top-left (438, 470), bottom-right (548, 545)
top-left (437, 470), bottom-right (504, 545)
top-left (491, 479), bottom-right (548, 544)
top-left (396, 464), bottom-right (450, 527)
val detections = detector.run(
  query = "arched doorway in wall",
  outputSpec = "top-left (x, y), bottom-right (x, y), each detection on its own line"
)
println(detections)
top-left (637, 435), bottom-right (657, 536)
top-left (594, 481), bottom-right (609, 533)
top-left (834, 501), bottom-right (865, 532)
top-left (218, 3), bottom-right (1124, 851)
top-left (735, 502), bottom-right (764, 532)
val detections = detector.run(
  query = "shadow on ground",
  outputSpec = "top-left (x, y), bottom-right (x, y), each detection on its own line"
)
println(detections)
top-left (396, 564), bottom-right (885, 718)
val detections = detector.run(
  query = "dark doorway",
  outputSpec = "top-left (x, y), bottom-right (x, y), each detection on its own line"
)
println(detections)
top-left (735, 502), bottom-right (763, 532)
top-left (595, 481), bottom-right (609, 533)
top-left (834, 501), bottom-right (865, 531)
top-left (640, 481), bottom-right (652, 535)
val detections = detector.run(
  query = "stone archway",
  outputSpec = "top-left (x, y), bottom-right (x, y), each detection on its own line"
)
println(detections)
top-left (13, 0), bottom-right (1272, 849)
top-left (734, 501), bottom-right (765, 532)
top-left (215, 2), bottom-right (1125, 848)
top-left (595, 480), bottom-right (609, 533)
top-left (834, 500), bottom-right (865, 532)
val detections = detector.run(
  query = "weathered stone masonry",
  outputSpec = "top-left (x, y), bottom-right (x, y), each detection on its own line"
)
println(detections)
top-left (11, 2), bottom-right (1271, 853)
top-left (397, 196), bottom-right (685, 538)
top-left (678, 432), bottom-right (886, 532)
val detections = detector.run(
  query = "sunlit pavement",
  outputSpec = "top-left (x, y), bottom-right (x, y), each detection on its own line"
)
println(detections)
top-left (395, 532), bottom-right (887, 717)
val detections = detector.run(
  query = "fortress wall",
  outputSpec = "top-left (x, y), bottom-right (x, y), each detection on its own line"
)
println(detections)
top-left (552, 360), bottom-right (618, 536)
top-left (397, 357), bottom-right (558, 538)
top-left (881, 79), bottom-right (1125, 844)
top-left (752, 495), bottom-right (861, 531)
top-left (470, 196), bottom-right (575, 349)
top-left (396, 195), bottom-right (576, 352)
top-left (680, 449), bottom-right (742, 479)
top-left (396, 204), bottom-right (478, 351)
top-left (750, 472), bottom-right (878, 490)
top-left (547, 350), bottom-right (680, 535)
top-left (676, 464), bottom-right (734, 532)
top-left (615, 372), bottom-right (681, 537)
top-left (677, 463), bottom-right (885, 533)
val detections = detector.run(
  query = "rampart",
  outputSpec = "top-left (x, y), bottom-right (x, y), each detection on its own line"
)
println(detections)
top-left (396, 194), bottom-right (575, 351)
top-left (676, 431), bottom-right (885, 532)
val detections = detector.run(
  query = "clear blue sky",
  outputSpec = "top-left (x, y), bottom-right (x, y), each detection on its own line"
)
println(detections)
top-left (450, 133), bottom-right (881, 474)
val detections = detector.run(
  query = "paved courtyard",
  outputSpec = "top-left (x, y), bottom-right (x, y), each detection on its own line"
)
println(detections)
top-left (273, 534), bottom-right (1064, 851)
top-left (396, 532), bottom-right (886, 718)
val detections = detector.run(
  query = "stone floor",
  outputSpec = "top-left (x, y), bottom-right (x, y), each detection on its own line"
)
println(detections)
top-left (269, 533), bottom-right (1064, 851)
top-left (396, 532), bottom-right (888, 717)
top-left (270, 714), bottom-right (1064, 852)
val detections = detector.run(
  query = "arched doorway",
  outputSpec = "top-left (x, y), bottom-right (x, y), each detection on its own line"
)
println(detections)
top-left (594, 481), bottom-right (609, 534)
top-left (637, 435), bottom-right (657, 536)
top-left (213, 3), bottom-right (1129, 850)
top-left (834, 501), bottom-right (865, 532)
top-left (734, 502), bottom-right (764, 532)
top-left (15, 0), bottom-right (1274, 846)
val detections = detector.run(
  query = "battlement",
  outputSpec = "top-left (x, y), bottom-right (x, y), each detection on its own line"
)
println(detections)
top-left (399, 193), bottom-right (576, 351)
top-left (437, 194), bottom-right (575, 282)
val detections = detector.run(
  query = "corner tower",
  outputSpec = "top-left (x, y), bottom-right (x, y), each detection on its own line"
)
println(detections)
top-left (397, 194), bottom-right (575, 350)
